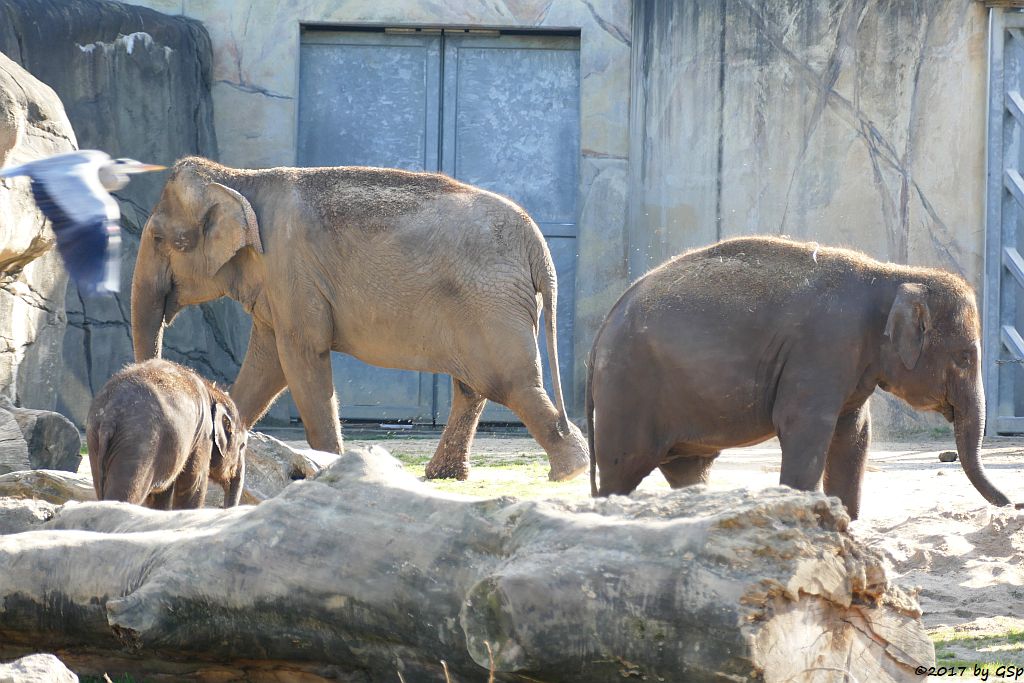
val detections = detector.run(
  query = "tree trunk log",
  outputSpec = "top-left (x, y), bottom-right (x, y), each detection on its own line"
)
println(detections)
top-left (0, 447), bottom-right (933, 682)
top-left (0, 409), bottom-right (30, 475)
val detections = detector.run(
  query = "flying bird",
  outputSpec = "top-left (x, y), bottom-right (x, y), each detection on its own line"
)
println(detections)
top-left (0, 150), bottom-right (165, 294)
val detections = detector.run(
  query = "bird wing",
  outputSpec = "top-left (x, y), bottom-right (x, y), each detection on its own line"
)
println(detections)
top-left (39, 158), bottom-right (121, 224)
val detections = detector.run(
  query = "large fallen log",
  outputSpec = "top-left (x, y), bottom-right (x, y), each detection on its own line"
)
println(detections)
top-left (0, 447), bottom-right (933, 682)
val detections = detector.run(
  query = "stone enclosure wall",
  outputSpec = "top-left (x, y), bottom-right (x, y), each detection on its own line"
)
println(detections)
top-left (629, 0), bottom-right (988, 434)
top-left (0, 0), bottom-right (996, 436)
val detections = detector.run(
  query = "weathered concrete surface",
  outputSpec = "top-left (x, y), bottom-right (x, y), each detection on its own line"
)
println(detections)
top-left (117, 0), bottom-right (633, 418)
top-left (0, 0), bottom-right (268, 426)
top-left (0, 51), bottom-right (76, 412)
top-left (628, 0), bottom-right (986, 436)
top-left (0, 447), bottom-right (931, 682)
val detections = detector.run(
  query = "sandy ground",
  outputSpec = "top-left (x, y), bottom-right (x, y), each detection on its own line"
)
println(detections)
top-left (268, 428), bottom-right (1024, 680)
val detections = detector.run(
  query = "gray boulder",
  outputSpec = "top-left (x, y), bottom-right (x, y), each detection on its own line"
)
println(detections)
top-left (0, 409), bottom-right (29, 475)
top-left (0, 654), bottom-right (77, 683)
top-left (0, 396), bottom-right (81, 471)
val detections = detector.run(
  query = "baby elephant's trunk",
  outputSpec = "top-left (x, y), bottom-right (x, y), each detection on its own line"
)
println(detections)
top-left (224, 455), bottom-right (245, 507)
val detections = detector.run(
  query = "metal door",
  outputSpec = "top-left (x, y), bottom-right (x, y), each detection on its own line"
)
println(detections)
top-left (298, 30), bottom-right (441, 421)
top-left (296, 28), bottom-right (580, 424)
top-left (438, 32), bottom-right (580, 422)
top-left (985, 8), bottom-right (1024, 433)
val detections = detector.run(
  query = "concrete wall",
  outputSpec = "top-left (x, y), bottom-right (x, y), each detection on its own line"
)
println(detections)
top-left (629, 0), bottom-right (989, 435)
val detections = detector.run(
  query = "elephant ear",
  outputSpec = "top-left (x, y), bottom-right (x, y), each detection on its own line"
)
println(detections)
top-left (211, 401), bottom-right (234, 468)
top-left (202, 182), bottom-right (264, 277)
top-left (885, 283), bottom-right (933, 370)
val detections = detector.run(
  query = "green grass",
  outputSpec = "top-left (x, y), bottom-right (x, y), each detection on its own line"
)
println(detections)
top-left (80, 675), bottom-right (138, 683)
top-left (392, 449), bottom-right (594, 500)
top-left (930, 626), bottom-right (1024, 669)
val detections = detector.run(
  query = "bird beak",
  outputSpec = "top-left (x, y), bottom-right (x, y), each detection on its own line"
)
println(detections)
top-left (133, 163), bottom-right (167, 173)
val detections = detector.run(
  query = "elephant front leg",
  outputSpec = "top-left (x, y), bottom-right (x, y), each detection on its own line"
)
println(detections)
top-left (823, 402), bottom-right (871, 520)
top-left (171, 454), bottom-right (210, 509)
top-left (276, 333), bottom-right (342, 454)
top-left (231, 322), bottom-right (288, 430)
top-left (774, 407), bottom-right (841, 494)
top-left (426, 378), bottom-right (487, 480)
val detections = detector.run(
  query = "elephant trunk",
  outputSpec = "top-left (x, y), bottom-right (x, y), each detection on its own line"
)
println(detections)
top-left (130, 230), bottom-right (172, 361)
top-left (952, 379), bottom-right (1012, 508)
top-left (224, 453), bottom-right (245, 507)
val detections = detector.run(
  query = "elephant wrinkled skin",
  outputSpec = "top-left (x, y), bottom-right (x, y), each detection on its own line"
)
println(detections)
top-left (87, 359), bottom-right (247, 509)
top-left (586, 236), bottom-right (1016, 519)
top-left (131, 158), bottom-right (588, 481)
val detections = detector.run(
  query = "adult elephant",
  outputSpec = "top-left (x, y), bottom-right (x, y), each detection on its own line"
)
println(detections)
top-left (587, 236), bottom-right (1017, 519)
top-left (131, 157), bottom-right (588, 481)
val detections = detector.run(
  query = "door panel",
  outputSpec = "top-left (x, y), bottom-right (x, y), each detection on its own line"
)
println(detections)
top-left (439, 34), bottom-right (580, 422)
top-left (298, 30), bottom-right (441, 422)
top-left (296, 29), bottom-right (580, 425)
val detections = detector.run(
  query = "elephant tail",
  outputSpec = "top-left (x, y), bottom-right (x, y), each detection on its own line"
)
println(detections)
top-left (586, 343), bottom-right (597, 497)
top-left (532, 235), bottom-right (571, 436)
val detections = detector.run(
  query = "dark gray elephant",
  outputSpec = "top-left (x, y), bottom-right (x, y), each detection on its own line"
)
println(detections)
top-left (586, 236), bottom-right (1017, 519)
top-left (87, 359), bottom-right (247, 509)
top-left (130, 157), bottom-right (588, 482)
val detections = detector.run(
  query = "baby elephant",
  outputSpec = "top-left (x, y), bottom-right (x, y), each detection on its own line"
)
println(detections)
top-left (87, 359), bottom-right (247, 509)
top-left (587, 236), bottom-right (1015, 519)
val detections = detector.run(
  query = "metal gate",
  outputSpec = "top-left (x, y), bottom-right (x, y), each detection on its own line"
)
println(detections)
top-left (984, 8), bottom-right (1024, 434)
top-left (296, 27), bottom-right (580, 424)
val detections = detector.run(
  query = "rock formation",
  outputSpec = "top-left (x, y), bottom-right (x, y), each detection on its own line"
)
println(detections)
top-left (0, 447), bottom-right (933, 682)
top-left (0, 50), bottom-right (76, 412)
top-left (0, 0), bottom-right (266, 426)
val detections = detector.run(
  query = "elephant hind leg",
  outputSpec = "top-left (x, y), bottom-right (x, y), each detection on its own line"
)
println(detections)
top-left (425, 378), bottom-right (487, 480)
top-left (659, 447), bottom-right (719, 488)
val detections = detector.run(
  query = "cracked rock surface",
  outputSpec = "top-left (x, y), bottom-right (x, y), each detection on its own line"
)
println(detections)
top-left (0, 0), bottom-right (258, 426)
top-left (0, 49), bottom-right (76, 412)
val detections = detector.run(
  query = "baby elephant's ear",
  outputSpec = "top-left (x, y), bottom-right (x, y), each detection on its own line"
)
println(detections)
top-left (885, 283), bottom-right (933, 370)
top-left (211, 401), bottom-right (233, 462)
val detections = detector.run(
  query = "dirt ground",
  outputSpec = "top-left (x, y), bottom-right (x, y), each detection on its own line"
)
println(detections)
top-left (269, 427), bottom-right (1024, 680)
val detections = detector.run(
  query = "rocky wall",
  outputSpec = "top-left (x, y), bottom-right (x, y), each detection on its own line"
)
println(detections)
top-left (0, 0), bottom-right (265, 426)
top-left (0, 52), bottom-right (76, 412)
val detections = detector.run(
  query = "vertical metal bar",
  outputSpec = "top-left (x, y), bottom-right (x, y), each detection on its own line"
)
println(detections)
top-left (985, 8), bottom-right (1007, 434)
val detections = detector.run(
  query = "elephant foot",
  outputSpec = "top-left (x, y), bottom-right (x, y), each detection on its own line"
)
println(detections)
top-left (424, 455), bottom-right (469, 481)
top-left (547, 423), bottom-right (590, 482)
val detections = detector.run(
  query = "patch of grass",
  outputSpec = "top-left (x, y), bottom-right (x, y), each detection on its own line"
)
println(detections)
top-left (80, 675), bottom-right (138, 683)
top-left (930, 627), bottom-right (1024, 668)
top-left (396, 450), bottom-right (593, 501)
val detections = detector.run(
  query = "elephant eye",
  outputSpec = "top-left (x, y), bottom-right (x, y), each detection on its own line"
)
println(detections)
top-left (955, 350), bottom-right (974, 368)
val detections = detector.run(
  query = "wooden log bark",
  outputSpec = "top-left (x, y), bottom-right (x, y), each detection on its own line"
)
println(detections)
top-left (0, 447), bottom-right (933, 682)
top-left (0, 397), bottom-right (81, 472)
top-left (0, 409), bottom-right (30, 475)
